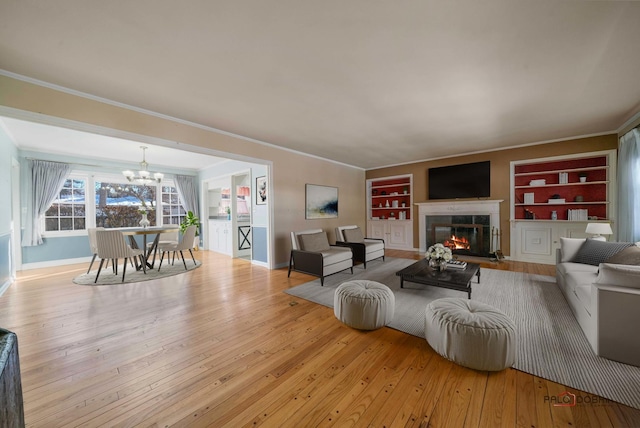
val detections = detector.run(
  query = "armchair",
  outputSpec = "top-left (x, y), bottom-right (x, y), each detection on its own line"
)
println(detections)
top-left (288, 229), bottom-right (353, 286)
top-left (335, 225), bottom-right (385, 268)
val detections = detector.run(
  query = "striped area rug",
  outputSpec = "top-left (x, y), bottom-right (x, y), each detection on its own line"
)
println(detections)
top-left (284, 257), bottom-right (640, 410)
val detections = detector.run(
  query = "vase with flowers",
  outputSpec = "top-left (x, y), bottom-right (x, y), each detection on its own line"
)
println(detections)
top-left (138, 207), bottom-right (151, 228)
top-left (426, 243), bottom-right (452, 271)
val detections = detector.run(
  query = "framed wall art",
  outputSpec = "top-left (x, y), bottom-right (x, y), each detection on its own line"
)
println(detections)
top-left (305, 184), bottom-right (338, 219)
top-left (256, 176), bottom-right (267, 205)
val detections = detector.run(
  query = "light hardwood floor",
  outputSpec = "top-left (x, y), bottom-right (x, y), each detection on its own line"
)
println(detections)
top-left (1, 250), bottom-right (640, 427)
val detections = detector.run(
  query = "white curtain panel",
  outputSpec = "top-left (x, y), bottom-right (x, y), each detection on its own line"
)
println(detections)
top-left (618, 128), bottom-right (640, 242)
top-left (22, 160), bottom-right (71, 246)
top-left (174, 174), bottom-right (199, 219)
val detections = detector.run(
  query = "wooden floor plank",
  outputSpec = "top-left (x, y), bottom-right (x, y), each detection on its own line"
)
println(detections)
top-left (1, 249), bottom-right (639, 427)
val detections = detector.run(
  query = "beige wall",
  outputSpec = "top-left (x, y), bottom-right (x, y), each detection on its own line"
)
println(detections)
top-left (366, 135), bottom-right (618, 256)
top-left (0, 75), bottom-right (365, 268)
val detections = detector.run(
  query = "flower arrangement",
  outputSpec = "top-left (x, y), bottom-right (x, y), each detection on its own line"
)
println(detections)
top-left (426, 243), bottom-right (452, 262)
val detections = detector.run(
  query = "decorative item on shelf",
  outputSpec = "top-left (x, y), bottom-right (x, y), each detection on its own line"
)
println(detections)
top-left (138, 207), bottom-right (151, 228)
top-left (524, 192), bottom-right (535, 204)
top-left (381, 191), bottom-right (387, 195)
top-left (585, 222), bottom-right (612, 241)
top-left (548, 194), bottom-right (565, 204)
top-left (425, 243), bottom-right (452, 272)
top-left (390, 212), bottom-right (395, 219)
top-left (529, 179), bottom-right (546, 186)
top-left (524, 209), bottom-right (535, 220)
top-left (574, 195), bottom-right (584, 202)
top-left (403, 186), bottom-right (408, 194)
top-left (392, 200), bottom-right (399, 208)
top-left (579, 173), bottom-right (587, 183)
top-left (385, 200), bottom-right (390, 207)
top-left (122, 146), bottom-right (164, 185)
top-left (372, 189), bottom-right (378, 195)
top-left (551, 210), bottom-right (558, 220)
top-left (379, 203), bottom-right (383, 208)
top-left (226, 206), bottom-right (231, 220)
top-left (401, 202), bottom-right (406, 207)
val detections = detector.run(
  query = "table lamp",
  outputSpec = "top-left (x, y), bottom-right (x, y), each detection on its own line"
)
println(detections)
top-left (585, 223), bottom-right (613, 241)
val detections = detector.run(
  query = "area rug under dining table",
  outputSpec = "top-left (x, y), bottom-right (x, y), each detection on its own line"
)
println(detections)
top-left (285, 257), bottom-right (640, 410)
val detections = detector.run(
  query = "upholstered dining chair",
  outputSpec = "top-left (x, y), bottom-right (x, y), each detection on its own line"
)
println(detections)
top-left (86, 227), bottom-right (105, 274)
top-left (147, 225), bottom-right (180, 264)
top-left (157, 225), bottom-right (197, 271)
top-left (335, 225), bottom-right (385, 268)
top-left (288, 229), bottom-right (353, 286)
top-left (94, 229), bottom-right (146, 283)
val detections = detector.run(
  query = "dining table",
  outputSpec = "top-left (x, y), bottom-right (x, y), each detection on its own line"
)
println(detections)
top-left (115, 225), bottom-right (180, 270)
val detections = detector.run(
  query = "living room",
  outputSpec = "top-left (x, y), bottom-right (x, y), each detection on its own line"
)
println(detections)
top-left (2, 2), bottom-right (640, 426)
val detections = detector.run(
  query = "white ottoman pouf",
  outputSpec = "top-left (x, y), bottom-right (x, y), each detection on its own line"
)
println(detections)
top-left (334, 280), bottom-right (395, 330)
top-left (425, 298), bottom-right (516, 371)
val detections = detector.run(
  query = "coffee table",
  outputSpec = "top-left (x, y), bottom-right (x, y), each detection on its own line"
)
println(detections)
top-left (395, 258), bottom-right (480, 299)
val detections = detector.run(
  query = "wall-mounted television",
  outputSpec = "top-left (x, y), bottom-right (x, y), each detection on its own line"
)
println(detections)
top-left (428, 161), bottom-right (491, 200)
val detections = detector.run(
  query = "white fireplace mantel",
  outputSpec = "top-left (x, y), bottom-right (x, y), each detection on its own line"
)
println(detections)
top-left (416, 200), bottom-right (503, 251)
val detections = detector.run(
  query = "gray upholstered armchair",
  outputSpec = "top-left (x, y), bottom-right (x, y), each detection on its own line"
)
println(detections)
top-left (288, 229), bottom-right (353, 286)
top-left (335, 225), bottom-right (385, 269)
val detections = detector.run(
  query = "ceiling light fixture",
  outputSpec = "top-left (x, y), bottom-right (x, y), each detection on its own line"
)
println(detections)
top-left (122, 146), bottom-right (164, 185)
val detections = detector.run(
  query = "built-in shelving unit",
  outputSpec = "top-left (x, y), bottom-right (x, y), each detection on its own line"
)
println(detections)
top-left (366, 174), bottom-right (413, 250)
top-left (509, 149), bottom-right (617, 264)
top-left (512, 153), bottom-right (612, 221)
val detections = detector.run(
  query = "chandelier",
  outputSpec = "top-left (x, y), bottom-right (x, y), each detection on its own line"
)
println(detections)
top-left (122, 146), bottom-right (164, 185)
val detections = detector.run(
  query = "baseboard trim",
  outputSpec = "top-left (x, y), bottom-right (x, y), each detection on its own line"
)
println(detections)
top-left (20, 257), bottom-right (92, 271)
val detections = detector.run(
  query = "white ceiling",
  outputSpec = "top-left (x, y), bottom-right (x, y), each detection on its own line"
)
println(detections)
top-left (1, 1), bottom-right (640, 169)
top-left (0, 117), bottom-right (226, 170)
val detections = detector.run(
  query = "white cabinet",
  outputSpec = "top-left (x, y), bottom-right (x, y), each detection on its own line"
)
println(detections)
top-left (208, 220), bottom-right (232, 255)
top-left (511, 220), bottom-right (597, 265)
top-left (367, 220), bottom-right (413, 250)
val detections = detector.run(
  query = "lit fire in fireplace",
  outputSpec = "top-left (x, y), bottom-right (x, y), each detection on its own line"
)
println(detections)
top-left (444, 235), bottom-right (470, 250)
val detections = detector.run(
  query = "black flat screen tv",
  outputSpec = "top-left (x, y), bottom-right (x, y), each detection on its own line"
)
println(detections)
top-left (428, 161), bottom-right (490, 200)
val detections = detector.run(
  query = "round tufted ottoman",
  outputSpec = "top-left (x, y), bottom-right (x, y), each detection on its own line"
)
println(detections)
top-left (334, 280), bottom-right (395, 330)
top-left (425, 298), bottom-right (516, 371)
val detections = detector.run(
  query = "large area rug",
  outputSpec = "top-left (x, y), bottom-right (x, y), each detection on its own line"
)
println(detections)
top-left (285, 257), bottom-right (640, 410)
top-left (73, 260), bottom-right (201, 286)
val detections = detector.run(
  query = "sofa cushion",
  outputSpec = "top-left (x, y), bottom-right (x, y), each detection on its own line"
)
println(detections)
top-left (565, 270), bottom-right (599, 294)
top-left (320, 247), bottom-right (352, 267)
top-left (343, 227), bottom-right (365, 243)
top-left (595, 263), bottom-right (640, 289)
top-left (556, 262), bottom-right (599, 276)
top-left (364, 239), bottom-right (384, 254)
top-left (605, 245), bottom-right (640, 266)
top-left (299, 232), bottom-right (331, 252)
top-left (560, 237), bottom-right (586, 262)
top-left (571, 240), bottom-right (633, 266)
top-left (574, 285), bottom-right (592, 315)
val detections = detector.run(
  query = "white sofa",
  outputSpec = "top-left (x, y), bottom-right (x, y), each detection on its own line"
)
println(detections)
top-left (556, 238), bottom-right (640, 367)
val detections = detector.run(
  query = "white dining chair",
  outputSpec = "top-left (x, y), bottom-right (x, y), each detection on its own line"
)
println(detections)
top-left (95, 229), bottom-right (146, 283)
top-left (147, 225), bottom-right (180, 265)
top-left (157, 225), bottom-right (197, 271)
top-left (86, 227), bottom-right (108, 274)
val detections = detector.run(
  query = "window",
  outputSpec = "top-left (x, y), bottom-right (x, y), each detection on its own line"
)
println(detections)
top-left (44, 177), bottom-right (86, 232)
top-left (161, 185), bottom-right (186, 225)
top-left (43, 172), bottom-right (189, 234)
top-left (95, 181), bottom-right (157, 228)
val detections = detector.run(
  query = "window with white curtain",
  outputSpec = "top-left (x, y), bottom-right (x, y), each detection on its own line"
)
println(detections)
top-left (42, 171), bottom-right (187, 235)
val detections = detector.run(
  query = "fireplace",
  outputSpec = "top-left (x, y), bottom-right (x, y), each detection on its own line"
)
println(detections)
top-left (427, 215), bottom-right (490, 257)
top-left (417, 200), bottom-right (503, 257)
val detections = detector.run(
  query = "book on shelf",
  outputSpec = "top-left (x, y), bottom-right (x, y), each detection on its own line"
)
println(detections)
top-left (568, 209), bottom-right (588, 221)
top-left (447, 260), bottom-right (467, 269)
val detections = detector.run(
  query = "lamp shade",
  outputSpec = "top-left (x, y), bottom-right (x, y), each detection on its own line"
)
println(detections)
top-left (585, 223), bottom-right (613, 236)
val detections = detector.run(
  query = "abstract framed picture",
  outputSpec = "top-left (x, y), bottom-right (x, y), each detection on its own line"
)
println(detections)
top-left (305, 184), bottom-right (338, 219)
top-left (256, 176), bottom-right (267, 205)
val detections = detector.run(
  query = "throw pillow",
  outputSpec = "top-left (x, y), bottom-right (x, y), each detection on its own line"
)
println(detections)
top-left (560, 237), bottom-right (586, 262)
top-left (595, 263), bottom-right (640, 289)
top-left (605, 245), bottom-right (640, 266)
top-left (298, 232), bottom-right (330, 252)
top-left (343, 227), bottom-right (365, 243)
top-left (571, 240), bottom-right (634, 266)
